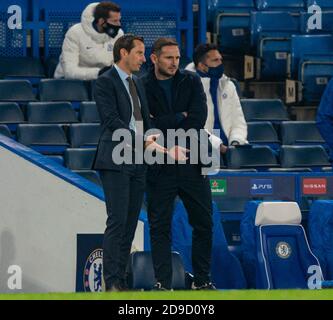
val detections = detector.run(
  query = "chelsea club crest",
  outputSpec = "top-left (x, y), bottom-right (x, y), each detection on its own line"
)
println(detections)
top-left (275, 241), bottom-right (292, 259)
top-left (84, 249), bottom-right (103, 292)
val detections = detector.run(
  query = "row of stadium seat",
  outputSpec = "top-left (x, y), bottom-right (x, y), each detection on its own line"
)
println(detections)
top-left (56, 145), bottom-right (332, 174)
top-left (0, 102), bottom-right (99, 125)
top-left (0, 119), bottom-right (325, 151)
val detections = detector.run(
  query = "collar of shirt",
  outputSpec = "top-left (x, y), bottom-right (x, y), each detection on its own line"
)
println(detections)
top-left (114, 64), bottom-right (132, 82)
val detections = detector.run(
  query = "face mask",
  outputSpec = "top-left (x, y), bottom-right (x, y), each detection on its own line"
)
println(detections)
top-left (205, 63), bottom-right (224, 79)
top-left (103, 22), bottom-right (121, 38)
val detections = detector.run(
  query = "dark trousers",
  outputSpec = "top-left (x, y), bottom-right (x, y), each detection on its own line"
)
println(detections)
top-left (146, 165), bottom-right (213, 289)
top-left (100, 165), bottom-right (146, 289)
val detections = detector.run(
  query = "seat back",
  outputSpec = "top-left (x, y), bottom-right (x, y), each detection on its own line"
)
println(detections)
top-left (280, 145), bottom-right (330, 169)
top-left (39, 79), bottom-right (90, 102)
top-left (27, 102), bottom-right (78, 123)
top-left (69, 123), bottom-right (101, 148)
top-left (227, 145), bottom-right (279, 170)
top-left (0, 80), bottom-right (36, 102)
top-left (80, 102), bottom-right (100, 123)
top-left (128, 251), bottom-right (185, 290)
top-left (0, 102), bottom-right (24, 123)
top-left (247, 121), bottom-right (280, 148)
top-left (241, 201), bottom-right (323, 289)
top-left (241, 99), bottom-right (289, 122)
top-left (64, 148), bottom-right (96, 170)
top-left (281, 121), bottom-right (325, 145)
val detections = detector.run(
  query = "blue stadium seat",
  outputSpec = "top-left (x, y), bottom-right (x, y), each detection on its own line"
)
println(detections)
top-left (17, 124), bottom-right (69, 155)
top-left (251, 11), bottom-right (300, 80)
top-left (27, 102), bottom-right (78, 124)
top-left (39, 79), bottom-right (90, 106)
top-left (0, 102), bottom-right (25, 125)
top-left (0, 58), bottom-right (45, 86)
top-left (281, 121), bottom-right (325, 145)
top-left (0, 80), bottom-right (36, 102)
top-left (226, 145), bottom-right (279, 170)
top-left (128, 251), bottom-right (186, 290)
top-left (241, 99), bottom-right (289, 122)
top-left (64, 148), bottom-right (96, 170)
top-left (69, 124), bottom-right (101, 148)
top-left (241, 201), bottom-right (323, 289)
top-left (247, 121), bottom-right (280, 150)
top-left (309, 200), bottom-right (333, 280)
top-left (280, 145), bottom-right (331, 170)
top-left (290, 34), bottom-right (333, 78)
top-left (79, 102), bottom-right (100, 123)
top-left (73, 170), bottom-right (101, 186)
top-left (172, 200), bottom-right (247, 289)
top-left (0, 124), bottom-right (13, 139)
top-left (209, 0), bottom-right (254, 54)
top-left (255, 0), bottom-right (305, 11)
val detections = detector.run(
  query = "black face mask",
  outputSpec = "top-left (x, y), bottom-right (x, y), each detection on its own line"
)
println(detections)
top-left (103, 22), bottom-right (121, 38)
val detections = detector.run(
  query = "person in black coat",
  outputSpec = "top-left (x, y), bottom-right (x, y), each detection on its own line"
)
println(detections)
top-left (141, 38), bottom-right (215, 290)
top-left (93, 34), bottom-right (165, 291)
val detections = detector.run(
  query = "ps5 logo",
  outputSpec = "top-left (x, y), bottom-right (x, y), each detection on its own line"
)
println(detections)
top-left (7, 5), bottom-right (22, 30)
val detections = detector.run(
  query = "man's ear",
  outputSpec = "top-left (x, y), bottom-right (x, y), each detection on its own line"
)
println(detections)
top-left (197, 61), bottom-right (207, 72)
top-left (120, 48), bottom-right (128, 59)
top-left (150, 53), bottom-right (158, 65)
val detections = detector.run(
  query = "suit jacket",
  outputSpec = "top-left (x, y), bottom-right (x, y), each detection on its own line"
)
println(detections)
top-left (93, 66), bottom-right (151, 170)
top-left (141, 69), bottom-right (209, 177)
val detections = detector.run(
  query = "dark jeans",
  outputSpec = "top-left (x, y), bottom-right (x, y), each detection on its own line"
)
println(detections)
top-left (100, 164), bottom-right (146, 289)
top-left (146, 165), bottom-right (213, 289)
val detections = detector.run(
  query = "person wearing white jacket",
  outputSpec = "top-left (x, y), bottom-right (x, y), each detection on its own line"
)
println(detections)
top-left (185, 44), bottom-right (248, 149)
top-left (54, 2), bottom-right (124, 80)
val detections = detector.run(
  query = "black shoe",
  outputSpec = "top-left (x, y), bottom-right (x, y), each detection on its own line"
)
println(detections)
top-left (152, 282), bottom-right (170, 291)
top-left (191, 282), bottom-right (216, 290)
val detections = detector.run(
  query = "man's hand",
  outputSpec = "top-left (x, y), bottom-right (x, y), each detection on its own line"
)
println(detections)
top-left (220, 144), bottom-right (228, 154)
top-left (144, 134), bottom-right (167, 153)
top-left (167, 145), bottom-right (189, 161)
top-left (182, 112), bottom-right (188, 118)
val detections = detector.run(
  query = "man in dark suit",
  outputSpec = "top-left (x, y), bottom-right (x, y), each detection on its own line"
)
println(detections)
top-left (93, 34), bottom-right (164, 291)
top-left (142, 38), bottom-right (216, 290)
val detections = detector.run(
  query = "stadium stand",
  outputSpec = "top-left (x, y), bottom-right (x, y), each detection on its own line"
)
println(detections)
top-left (0, 102), bottom-right (25, 127)
top-left (0, 124), bottom-right (13, 138)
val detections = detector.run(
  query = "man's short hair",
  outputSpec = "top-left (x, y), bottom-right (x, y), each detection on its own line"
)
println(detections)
top-left (113, 34), bottom-right (144, 63)
top-left (94, 1), bottom-right (121, 21)
top-left (152, 38), bottom-right (179, 56)
top-left (193, 43), bottom-right (219, 67)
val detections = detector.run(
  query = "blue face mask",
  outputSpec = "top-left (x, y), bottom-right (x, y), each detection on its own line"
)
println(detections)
top-left (205, 63), bottom-right (224, 79)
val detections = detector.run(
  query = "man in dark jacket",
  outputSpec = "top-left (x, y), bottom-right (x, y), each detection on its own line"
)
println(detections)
top-left (93, 34), bottom-right (164, 291)
top-left (142, 38), bottom-right (215, 290)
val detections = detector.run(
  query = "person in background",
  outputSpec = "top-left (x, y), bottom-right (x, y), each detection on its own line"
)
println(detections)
top-left (185, 44), bottom-right (248, 153)
top-left (54, 1), bottom-right (124, 80)
top-left (316, 78), bottom-right (333, 161)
